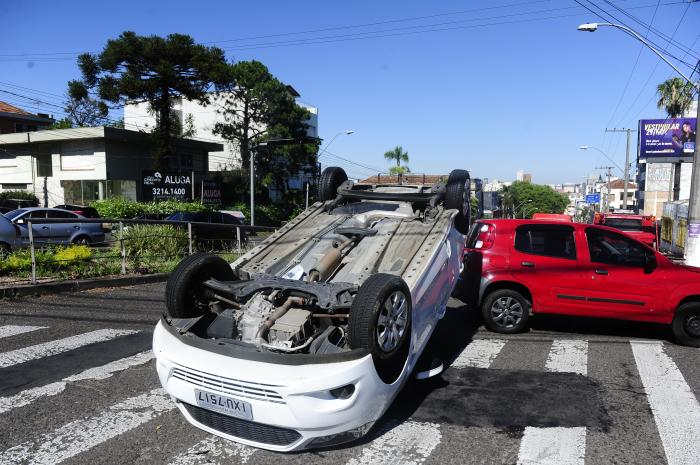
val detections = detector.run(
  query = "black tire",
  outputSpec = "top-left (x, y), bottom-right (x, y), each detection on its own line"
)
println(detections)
top-left (165, 253), bottom-right (235, 318)
top-left (319, 166), bottom-right (348, 202)
top-left (72, 235), bottom-right (91, 245)
top-left (445, 169), bottom-right (471, 234)
top-left (671, 302), bottom-right (700, 347)
top-left (348, 273), bottom-right (412, 384)
top-left (481, 288), bottom-right (530, 334)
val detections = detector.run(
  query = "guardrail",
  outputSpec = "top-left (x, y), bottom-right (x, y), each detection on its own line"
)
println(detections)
top-left (10, 218), bottom-right (277, 285)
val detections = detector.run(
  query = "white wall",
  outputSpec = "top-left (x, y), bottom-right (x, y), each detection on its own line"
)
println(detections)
top-left (123, 91), bottom-right (318, 173)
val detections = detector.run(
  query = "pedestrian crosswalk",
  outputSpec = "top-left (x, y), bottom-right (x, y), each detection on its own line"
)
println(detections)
top-left (0, 323), bottom-right (698, 465)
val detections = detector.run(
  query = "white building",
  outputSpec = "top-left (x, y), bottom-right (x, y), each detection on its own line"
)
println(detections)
top-left (124, 87), bottom-right (318, 173)
top-left (605, 179), bottom-right (637, 211)
top-left (0, 127), bottom-right (220, 206)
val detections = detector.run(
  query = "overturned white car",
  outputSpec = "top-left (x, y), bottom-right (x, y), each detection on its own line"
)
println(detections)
top-left (152, 167), bottom-right (470, 451)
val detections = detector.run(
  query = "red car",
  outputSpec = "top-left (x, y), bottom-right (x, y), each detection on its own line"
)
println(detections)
top-left (592, 212), bottom-right (658, 249)
top-left (461, 219), bottom-right (700, 346)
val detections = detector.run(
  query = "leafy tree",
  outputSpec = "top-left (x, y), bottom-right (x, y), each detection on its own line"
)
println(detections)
top-left (68, 31), bottom-right (230, 169)
top-left (384, 146), bottom-right (410, 173)
top-left (214, 60), bottom-right (316, 192)
top-left (64, 92), bottom-right (108, 127)
top-left (49, 117), bottom-right (73, 129)
top-left (656, 77), bottom-right (694, 118)
top-left (500, 181), bottom-right (569, 218)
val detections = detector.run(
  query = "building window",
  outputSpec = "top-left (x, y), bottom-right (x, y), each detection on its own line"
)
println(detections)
top-left (36, 154), bottom-right (53, 177)
top-left (2, 183), bottom-right (28, 190)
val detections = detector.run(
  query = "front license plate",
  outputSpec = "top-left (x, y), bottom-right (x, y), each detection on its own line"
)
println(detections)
top-left (195, 389), bottom-right (253, 421)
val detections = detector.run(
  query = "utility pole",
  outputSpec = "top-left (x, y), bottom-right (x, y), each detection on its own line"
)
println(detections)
top-left (596, 166), bottom-right (614, 212)
top-left (605, 128), bottom-right (635, 209)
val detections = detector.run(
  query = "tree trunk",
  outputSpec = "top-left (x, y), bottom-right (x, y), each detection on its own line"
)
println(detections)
top-left (153, 90), bottom-right (173, 171)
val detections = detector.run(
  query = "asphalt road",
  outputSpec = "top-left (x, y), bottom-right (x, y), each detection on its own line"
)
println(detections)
top-left (1, 283), bottom-right (698, 465)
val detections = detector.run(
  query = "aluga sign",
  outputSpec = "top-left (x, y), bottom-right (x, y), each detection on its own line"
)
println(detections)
top-left (141, 170), bottom-right (192, 202)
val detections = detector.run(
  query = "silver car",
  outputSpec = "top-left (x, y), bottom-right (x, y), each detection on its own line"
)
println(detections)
top-left (4, 207), bottom-right (105, 246)
top-left (0, 214), bottom-right (21, 253)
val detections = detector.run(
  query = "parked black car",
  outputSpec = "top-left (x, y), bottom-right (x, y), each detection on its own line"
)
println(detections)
top-left (53, 204), bottom-right (101, 219)
top-left (165, 211), bottom-right (247, 248)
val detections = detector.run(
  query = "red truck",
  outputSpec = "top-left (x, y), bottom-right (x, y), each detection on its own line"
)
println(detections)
top-left (592, 212), bottom-right (658, 249)
top-left (461, 219), bottom-right (700, 346)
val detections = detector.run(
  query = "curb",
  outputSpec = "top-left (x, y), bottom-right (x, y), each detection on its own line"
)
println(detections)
top-left (0, 273), bottom-right (170, 299)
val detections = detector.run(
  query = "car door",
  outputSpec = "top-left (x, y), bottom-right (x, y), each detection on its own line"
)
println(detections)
top-left (47, 210), bottom-right (80, 244)
top-left (578, 227), bottom-right (666, 315)
top-left (16, 210), bottom-right (50, 246)
top-left (509, 224), bottom-right (585, 313)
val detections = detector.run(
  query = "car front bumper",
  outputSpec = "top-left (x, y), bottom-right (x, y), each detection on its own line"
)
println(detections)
top-left (152, 320), bottom-right (396, 452)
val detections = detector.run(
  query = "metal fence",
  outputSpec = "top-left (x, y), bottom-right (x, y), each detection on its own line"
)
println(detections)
top-left (4, 218), bottom-right (276, 285)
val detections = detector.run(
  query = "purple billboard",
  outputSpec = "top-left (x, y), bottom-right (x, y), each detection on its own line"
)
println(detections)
top-left (638, 118), bottom-right (696, 159)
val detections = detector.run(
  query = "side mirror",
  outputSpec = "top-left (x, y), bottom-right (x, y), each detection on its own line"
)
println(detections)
top-left (643, 253), bottom-right (657, 273)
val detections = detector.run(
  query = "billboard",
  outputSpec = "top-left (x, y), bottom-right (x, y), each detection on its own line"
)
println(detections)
top-left (200, 179), bottom-right (222, 206)
top-left (638, 118), bottom-right (696, 159)
top-left (141, 170), bottom-right (192, 202)
top-left (585, 193), bottom-right (601, 204)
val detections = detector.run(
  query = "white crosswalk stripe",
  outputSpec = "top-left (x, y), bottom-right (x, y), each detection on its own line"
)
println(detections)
top-left (517, 426), bottom-right (586, 465)
top-left (168, 437), bottom-right (256, 465)
top-left (0, 351), bottom-right (154, 414)
top-left (545, 339), bottom-right (588, 376)
top-left (0, 325), bottom-right (47, 339)
top-left (345, 421), bottom-right (442, 465)
top-left (631, 341), bottom-right (700, 465)
top-left (451, 339), bottom-right (506, 368)
top-left (0, 328), bottom-right (137, 368)
top-left (0, 388), bottom-right (175, 465)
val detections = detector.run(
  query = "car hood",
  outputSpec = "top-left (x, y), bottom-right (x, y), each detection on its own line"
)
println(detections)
top-left (680, 264), bottom-right (700, 274)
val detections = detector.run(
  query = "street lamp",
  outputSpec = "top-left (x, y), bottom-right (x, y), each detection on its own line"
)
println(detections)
top-left (578, 21), bottom-right (700, 266)
top-left (513, 199), bottom-right (532, 219)
top-left (317, 130), bottom-right (354, 159)
top-left (578, 146), bottom-right (624, 174)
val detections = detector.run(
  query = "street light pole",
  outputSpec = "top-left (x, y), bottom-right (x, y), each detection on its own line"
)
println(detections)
top-left (317, 130), bottom-right (354, 159)
top-left (578, 21), bottom-right (700, 265)
top-left (579, 146), bottom-right (624, 173)
top-left (604, 128), bottom-right (635, 209)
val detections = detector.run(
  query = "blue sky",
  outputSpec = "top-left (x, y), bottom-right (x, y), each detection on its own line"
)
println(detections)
top-left (1, 0), bottom-right (698, 184)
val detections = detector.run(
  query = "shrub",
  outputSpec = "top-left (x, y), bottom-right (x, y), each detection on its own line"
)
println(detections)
top-left (118, 224), bottom-right (188, 259)
top-left (53, 245), bottom-right (92, 266)
top-left (0, 190), bottom-right (39, 203)
top-left (90, 198), bottom-right (145, 219)
top-left (90, 197), bottom-right (210, 219)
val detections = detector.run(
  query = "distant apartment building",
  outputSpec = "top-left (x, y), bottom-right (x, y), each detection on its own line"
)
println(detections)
top-left (516, 170), bottom-right (532, 183)
top-left (123, 87), bottom-right (318, 173)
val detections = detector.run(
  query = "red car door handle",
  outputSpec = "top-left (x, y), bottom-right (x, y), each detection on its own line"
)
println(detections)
top-left (521, 261), bottom-right (536, 268)
top-left (595, 269), bottom-right (609, 275)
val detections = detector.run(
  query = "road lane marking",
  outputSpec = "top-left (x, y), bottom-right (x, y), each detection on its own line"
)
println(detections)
top-left (0, 325), bottom-right (47, 339)
top-left (545, 340), bottom-right (588, 376)
top-left (0, 351), bottom-right (154, 414)
top-left (168, 437), bottom-right (256, 465)
top-left (0, 328), bottom-right (137, 368)
top-left (631, 341), bottom-right (700, 465)
top-left (451, 339), bottom-right (506, 368)
top-left (0, 388), bottom-right (174, 465)
top-left (345, 421), bottom-right (441, 465)
top-left (517, 426), bottom-right (586, 465)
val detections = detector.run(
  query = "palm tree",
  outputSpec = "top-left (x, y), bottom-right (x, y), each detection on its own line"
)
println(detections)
top-left (384, 146), bottom-right (410, 172)
top-left (656, 77), bottom-right (694, 118)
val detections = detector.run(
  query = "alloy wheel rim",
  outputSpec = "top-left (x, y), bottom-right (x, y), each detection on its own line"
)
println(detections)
top-left (685, 314), bottom-right (700, 337)
top-left (490, 296), bottom-right (523, 329)
top-left (377, 291), bottom-right (408, 352)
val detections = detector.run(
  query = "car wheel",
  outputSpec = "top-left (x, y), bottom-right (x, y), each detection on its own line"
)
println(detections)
top-left (445, 169), bottom-right (471, 234)
top-left (165, 253), bottom-right (236, 318)
top-left (671, 302), bottom-right (700, 348)
top-left (72, 235), bottom-right (91, 245)
top-left (482, 289), bottom-right (530, 334)
top-left (319, 166), bottom-right (348, 202)
top-left (348, 273), bottom-right (412, 384)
